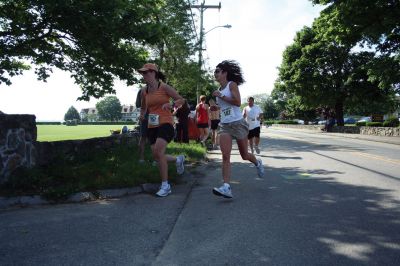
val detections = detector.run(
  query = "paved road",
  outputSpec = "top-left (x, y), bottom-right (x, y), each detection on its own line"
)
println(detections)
top-left (1, 127), bottom-right (399, 265)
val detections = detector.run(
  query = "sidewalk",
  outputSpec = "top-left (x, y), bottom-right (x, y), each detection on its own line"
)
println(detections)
top-left (269, 126), bottom-right (400, 145)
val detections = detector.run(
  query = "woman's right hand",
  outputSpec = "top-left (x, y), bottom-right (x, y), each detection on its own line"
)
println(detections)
top-left (212, 90), bottom-right (221, 97)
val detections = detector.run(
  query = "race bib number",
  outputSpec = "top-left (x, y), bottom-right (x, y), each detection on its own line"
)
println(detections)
top-left (249, 118), bottom-right (257, 128)
top-left (148, 114), bottom-right (160, 126)
top-left (221, 107), bottom-right (234, 121)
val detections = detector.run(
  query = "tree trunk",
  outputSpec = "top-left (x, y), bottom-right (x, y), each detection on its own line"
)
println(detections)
top-left (335, 101), bottom-right (344, 126)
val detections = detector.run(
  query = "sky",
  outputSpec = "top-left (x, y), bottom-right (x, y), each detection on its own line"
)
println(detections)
top-left (0, 0), bottom-right (324, 121)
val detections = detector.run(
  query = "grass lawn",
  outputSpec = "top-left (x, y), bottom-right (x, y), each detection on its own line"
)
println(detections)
top-left (37, 125), bottom-right (136, 141)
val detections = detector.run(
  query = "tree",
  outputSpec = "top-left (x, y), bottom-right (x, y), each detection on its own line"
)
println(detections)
top-left (262, 97), bottom-right (280, 120)
top-left (276, 26), bottom-right (396, 125)
top-left (311, 0), bottom-right (400, 55)
top-left (96, 96), bottom-right (122, 121)
top-left (64, 106), bottom-right (80, 121)
top-left (311, 0), bottom-right (400, 93)
top-left (0, 0), bottom-right (195, 100)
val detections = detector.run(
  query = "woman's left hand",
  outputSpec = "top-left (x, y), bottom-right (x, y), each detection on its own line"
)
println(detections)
top-left (162, 103), bottom-right (171, 110)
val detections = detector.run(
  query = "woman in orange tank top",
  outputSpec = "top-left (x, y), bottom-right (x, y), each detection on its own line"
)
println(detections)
top-left (138, 63), bottom-right (186, 197)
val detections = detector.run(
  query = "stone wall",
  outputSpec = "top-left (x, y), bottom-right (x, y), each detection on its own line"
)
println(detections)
top-left (0, 113), bottom-right (139, 183)
top-left (271, 124), bottom-right (400, 136)
top-left (35, 134), bottom-right (138, 166)
top-left (0, 114), bottom-right (37, 183)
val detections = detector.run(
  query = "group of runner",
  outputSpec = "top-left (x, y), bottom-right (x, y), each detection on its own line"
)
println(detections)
top-left (137, 60), bottom-right (264, 198)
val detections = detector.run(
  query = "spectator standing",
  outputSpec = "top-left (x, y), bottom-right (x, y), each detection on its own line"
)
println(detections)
top-left (174, 99), bottom-right (190, 143)
top-left (242, 96), bottom-right (263, 154)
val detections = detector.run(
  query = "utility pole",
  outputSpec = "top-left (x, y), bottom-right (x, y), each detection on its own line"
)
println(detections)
top-left (191, 1), bottom-right (221, 103)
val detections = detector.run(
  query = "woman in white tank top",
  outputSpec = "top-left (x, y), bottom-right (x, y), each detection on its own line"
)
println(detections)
top-left (211, 60), bottom-right (264, 199)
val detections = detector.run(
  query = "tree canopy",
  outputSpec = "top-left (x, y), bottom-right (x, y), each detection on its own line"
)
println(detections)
top-left (273, 2), bottom-right (400, 124)
top-left (311, 0), bottom-right (400, 55)
top-left (96, 96), bottom-right (122, 121)
top-left (0, 0), bottom-right (197, 100)
top-left (64, 106), bottom-right (80, 121)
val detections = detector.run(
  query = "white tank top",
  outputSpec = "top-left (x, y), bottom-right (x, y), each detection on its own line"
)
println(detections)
top-left (216, 81), bottom-right (243, 123)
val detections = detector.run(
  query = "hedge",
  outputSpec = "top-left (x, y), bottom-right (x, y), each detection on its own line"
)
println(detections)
top-left (356, 121), bottom-right (366, 126)
top-left (366, 122), bottom-right (383, 127)
top-left (62, 121), bottom-right (137, 125)
top-left (383, 117), bottom-right (399, 127)
top-left (36, 122), bottom-right (62, 125)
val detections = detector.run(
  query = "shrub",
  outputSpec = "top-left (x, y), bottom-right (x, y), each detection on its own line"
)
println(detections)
top-left (65, 120), bottom-right (78, 126)
top-left (276, 120), bottom-right (298, 124)
top-left (383, 117), bottom-right (399, 127)
top-left (356, 121), bottom-right (366, 126)
top-left (36, 122), bottom-right (62, 125)
top-left (366, 122), bottom-right (383, 127)
top-left (79, 121), bottom-right (137, 125)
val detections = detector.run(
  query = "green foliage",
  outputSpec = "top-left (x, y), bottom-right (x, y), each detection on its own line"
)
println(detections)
top-left (276, 120), bottom-right (299, 125)
top-left (0, 141), bottom-right (206, 201)
top-left (366, 122), bottom-right (383, 127)
top-left (311, 0), bottom-right (400, 55)
top-left (64, 106), bottom-right (80, 121)
top-left (96, 96), bottom-right (122, 121)
top-left (311, 0), bottom-right (400, 94)
top-left (0, 0), bottom-right (195, 100)
top-left (262, 97), bottom-right (280, 120)
top-left (78, 121), bottom-right (137, 125)
top-left (383, 117), bottom-right (400, 127)
top-left (36, 122), bottom-right (62, 125)
top-left (65, 120), bottom-right (78, 126)
top-left (356, 121), bottom-right (366, 127)
top-left (276, 24), bottom-right (398, 126)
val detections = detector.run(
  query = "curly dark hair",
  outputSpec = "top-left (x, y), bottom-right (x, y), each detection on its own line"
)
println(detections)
top-left (216, 60), bottom-right (245, 85)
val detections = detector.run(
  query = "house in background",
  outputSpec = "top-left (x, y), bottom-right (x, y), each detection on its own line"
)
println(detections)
top-left (80, 104), bottom-right (139, 122)
top-left (80, 108), bottom-right (98, 122)
top-left (121, 104), bottom-right (139, 122)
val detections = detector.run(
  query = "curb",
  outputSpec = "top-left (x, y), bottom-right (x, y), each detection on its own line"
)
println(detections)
top-left (0, 186), bottom-right (143, 210)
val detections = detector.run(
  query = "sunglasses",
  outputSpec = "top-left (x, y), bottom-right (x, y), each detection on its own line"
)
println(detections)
top-left (214, 69), bottom-right (222, 74)
top-left (140, 70), bottom-right (153, 75)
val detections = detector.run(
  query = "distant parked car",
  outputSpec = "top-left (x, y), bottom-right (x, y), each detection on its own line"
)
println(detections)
top-left (318, 120), bottom-right (326, 125)
top-left (344, 117), bottom-right (357, 124)
top-left (294, 119), bottom-right (304, 124)
top-left (357, 116), bottom-right (371, 123)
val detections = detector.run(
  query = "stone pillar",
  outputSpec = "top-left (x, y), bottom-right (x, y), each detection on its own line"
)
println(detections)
top-left (0, 114), bottom-right (37, 183)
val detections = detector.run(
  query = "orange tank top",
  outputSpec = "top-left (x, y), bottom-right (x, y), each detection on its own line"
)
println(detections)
top-left (145, 82), bottom-right (173, 128)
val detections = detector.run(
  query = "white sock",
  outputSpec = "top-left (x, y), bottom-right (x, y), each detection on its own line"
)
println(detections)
top-left (162, 181), bottom-right (169, 188)
top-left (223, 183), bottom-right (230, 188)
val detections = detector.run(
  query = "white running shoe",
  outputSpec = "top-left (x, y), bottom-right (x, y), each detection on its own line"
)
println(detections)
top-left (212, 185), bottom-right (233, 198)
top-left (256, 158), bottom-right (264, 178)
top-left (156, 184), bottom-right (171, 197)
top-left (255, 146), bottom-right (260, 154)
top-left (176, 155), bottom-right (185, 175)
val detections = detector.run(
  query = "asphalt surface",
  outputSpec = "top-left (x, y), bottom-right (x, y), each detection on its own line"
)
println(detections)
top-left (1, 128), bottom-right (399, 265)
